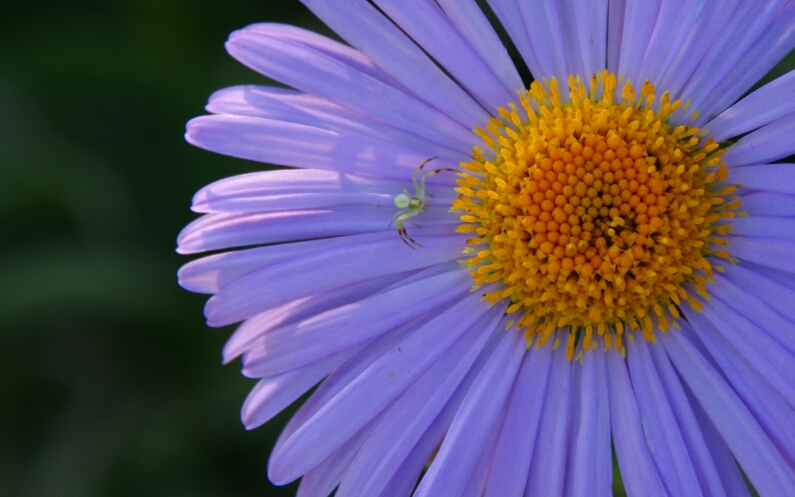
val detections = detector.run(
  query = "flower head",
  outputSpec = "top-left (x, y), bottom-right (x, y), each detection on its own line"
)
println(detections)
top-left (180, 1), bottom-right (795, 495)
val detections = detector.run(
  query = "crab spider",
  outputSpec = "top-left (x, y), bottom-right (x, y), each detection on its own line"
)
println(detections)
top-left (389, 157), bottom-right (457, 249)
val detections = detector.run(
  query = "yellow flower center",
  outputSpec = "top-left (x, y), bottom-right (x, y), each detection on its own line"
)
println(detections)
top-left (454, 71), bottom-right (741, 359)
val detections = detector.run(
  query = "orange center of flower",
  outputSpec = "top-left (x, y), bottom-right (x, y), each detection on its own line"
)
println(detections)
top-left (454, 71), bottom-right (741, 359)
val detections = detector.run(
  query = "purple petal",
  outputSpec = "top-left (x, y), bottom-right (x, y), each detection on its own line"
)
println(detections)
top-left (177, 205), bottom-right (457, 256)
top-left (657, 0), bottom-right (739, 100)
top-left (483, 341), bottom-right (555, 497)
top-left (607, 0), bottom-right (626, 73)
top-left (224, 26), bottom-right (476, 152)
top-left (606, 346), bottom-right (667, 497)
top-left (707, 70), bottom-right (795, 142)
top-left (722, 261), bottom-right (795, 327)
top-left (268, 292), bottom-right (500, 484)
top-left (739, 192), bottom-right (795, 217)
top-left (647, 342), bottom-right (733, 497)
top-left (724, 235), bottom-right (795, 273)
top-left (370, 0), bottom-right (516, 113)
top-left (337, 310), bottom-right (504, 497)
top-left (241, 348), bottom-right (358, 430)
top-left (185, 115), bottom-right (464, 181)
top-left (413, 321), bottom-right (525, 497)
top-left (223, 272), bottom-right (411, 363)
top-left (241, 270), bottom-right (472, 377)
top-left (711, 271), bottom-right (795, 365)
top-left (524, 332), bottom-right (576, 497)
top-left (678, 0), bottom-right (789, 110)
top-left (204, 233), bottom-right (466, 326)
top-left (178, 230), bottom-right (396, 293)
top-left (565, 340), bottom-right (612, 497)
top-left (271, 316), bottom-right (423, 462)
top-left (683, 383), bottom-right (752, 497)
top-left (728, 164), bottom-right (795, 195)
top-left (627, 337), bottom-right (702, 496)
top-left (205, 85), bottom-right (468, 162)
top-left (660, 322), bottom-right (795, 496)
top-left (296, 407), bottom-right (389, 497)
top-left (484, 0), bottom-right (544, 77)
top-left (697, 3), bottom-right (795, 125)
top-left (730, 215), bottom-right (795, 241)
top-left (617, 0), bottom-right (661, 85)
top-left (297, 0), bottom-right (489, 131)
top-left (517, 1), bottom-right (570, 82)
top-left (434, 0), bottom-right (525, 95)
top-left (569, 0), bottom-right (608, 79)
top-left (637, 0), bottom-right (706, 88)
top-left (191, 168), bottom-right (457, 214)
top-left (684, 309), bottom-right (795, 465)
top-left (723, 113), bottom-right (795, 167)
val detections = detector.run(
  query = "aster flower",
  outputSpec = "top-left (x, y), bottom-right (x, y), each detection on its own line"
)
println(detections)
top-left (178, 1), bottom-right (795, 495)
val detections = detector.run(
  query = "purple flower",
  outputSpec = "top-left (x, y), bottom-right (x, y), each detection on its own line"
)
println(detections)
top-left (178, 1), bottom-right (795, 495)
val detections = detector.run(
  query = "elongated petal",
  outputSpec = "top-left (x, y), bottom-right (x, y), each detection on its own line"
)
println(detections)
top-left (484, 0), bottom-right (544, 77)
top-left (241, 348), bottom-right (358, 430)
top-left (722, 261), bottom-right (795, 326)
top-left (679, 0), bottom-right (789, 110)
top-left (225, 272), bottom-right (409, 363)
top-left (647, 343), bottom-right (733, 497)
top-left (637, 0), bottom-right (706, 87)
top-left (728, 164), bottom-right (795, 195)
top-left (225, 26), bottom-right (476, 152)
top-left (298, 0), bottom-right (489, 131)
top-left (205, 86), bottom-right (467, 162)
top-left (660, 324), bottom-right (795, 496)
top-left (697, 3), bottom-right (795, 124)
top-left (606, 346), bottom-right (667, 497)
top-left (296, 409), bottom-right (388, 497)
top-left (684, 309), bottom-right (795, 465)
top-left (434, 0), bottom-right (525, 95)
top-left (517, 1), bottom-right (570, 83)
top-left (723, 113), bottom-right (795, 167)
top-left (269, 291), bottom-right (498, 483)
top-left (241, 270), bottom-right (472, 377)
top-left (340, 311), bottom-right (504, 497)
top-left (525, 331), bottom-right (575, 497)
top-left (414, 321), bottom-right (525, 497)
top-left (185, 115), bottom-right (462, 182)
top-left (483, 342), bottom-right (555, 497)
top-left (739, 192), bottom-right (795, 217)
top-left (565, 341), bottom-right (612, 497)
top-left (627, 337), bottom-right (702, 496)
top-left (617, 0), bottom-right (661, 85)
top-left (710, 274), bottom-right (795, 356)
top-left (373, 325), bottom-right (506, 497)
top-left (730, 215), bottom-right (795, 240)
top-left (205, 234), bottom-right (466, 326)
top-left (191, 168), bottom-right (456, 214)
top-left (371, 0), bottom-right (516, 113)
top-left (178, 231), bottom-right (397, 293)
top-left (707, 70), bottom-right (795, 142)
top-left (724, 235), bottom-right (795, 273)
top-left (570, 0), bottom-right (608, 79)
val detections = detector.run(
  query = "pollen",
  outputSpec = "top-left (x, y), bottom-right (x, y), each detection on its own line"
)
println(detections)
top-left (455, 71), bottom-right (741, 359)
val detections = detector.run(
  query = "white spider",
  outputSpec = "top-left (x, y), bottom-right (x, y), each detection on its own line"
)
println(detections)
top-left (389, 157), bottom-right (456, 249)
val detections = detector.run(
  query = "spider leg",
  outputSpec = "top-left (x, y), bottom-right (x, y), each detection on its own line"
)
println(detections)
top-left (388, 209), bottom-right (407, 227)
top-left (396, 211), bottom-right (423, 249)
top-left (413, 156), bottom-right (438, 193)
top-left (418, 167), bottom-right (458, 200)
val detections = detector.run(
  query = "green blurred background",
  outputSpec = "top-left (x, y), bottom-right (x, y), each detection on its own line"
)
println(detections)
top-left (0, 1), bottom-right (326, 495)
top-left (1, 0), bottom-right (793, 495)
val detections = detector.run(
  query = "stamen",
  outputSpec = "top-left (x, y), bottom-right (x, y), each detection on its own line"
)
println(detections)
top-left (455, 73), bottom-right (740, 358)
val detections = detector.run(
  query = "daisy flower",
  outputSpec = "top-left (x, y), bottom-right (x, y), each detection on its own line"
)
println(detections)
top-left (178, 1), bottom-right (795, 495)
